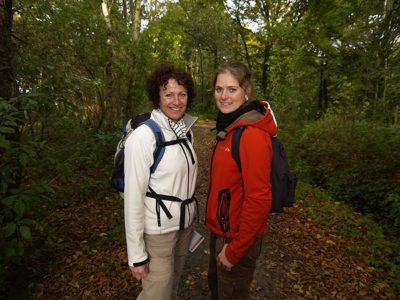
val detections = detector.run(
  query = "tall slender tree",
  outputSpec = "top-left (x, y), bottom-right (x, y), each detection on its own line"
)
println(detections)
top-left (129, 0), bottom-right (141, 39)
top-left (0, 0), bottom-right (16, 99)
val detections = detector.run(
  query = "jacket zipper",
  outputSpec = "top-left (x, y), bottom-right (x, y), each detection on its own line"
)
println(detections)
top-left (217, 189), bottom-right (231, 242)
top-left (178, 136), bottom-right (196, 225)
top-left (205, 140), bottom-right (218, 224)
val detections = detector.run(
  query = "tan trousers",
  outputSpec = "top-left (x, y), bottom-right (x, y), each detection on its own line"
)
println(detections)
top-left (137, 225), bottom-right (192, 300)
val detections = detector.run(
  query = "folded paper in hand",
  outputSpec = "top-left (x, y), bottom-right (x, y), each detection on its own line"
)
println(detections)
top-left (189, 230), bottom-right (204, 253)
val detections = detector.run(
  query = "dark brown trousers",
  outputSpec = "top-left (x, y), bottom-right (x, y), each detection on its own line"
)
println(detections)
top-left (207, 232), bottom-right (263, 300)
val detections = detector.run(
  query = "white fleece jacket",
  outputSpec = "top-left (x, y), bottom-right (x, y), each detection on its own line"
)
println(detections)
top-left (124, 109), bottom-right (198, 266)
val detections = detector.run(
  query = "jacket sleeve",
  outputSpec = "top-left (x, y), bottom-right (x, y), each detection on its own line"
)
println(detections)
top-left (225, 127), bottom-right (272, 265)
top-left (124, 125), bottom-right (154, 267)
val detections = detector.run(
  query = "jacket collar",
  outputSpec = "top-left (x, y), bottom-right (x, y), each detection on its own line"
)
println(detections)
top-left (151, 109), bottom-right (197, 131)
top-left (216, 101), bottom-right (278, 140)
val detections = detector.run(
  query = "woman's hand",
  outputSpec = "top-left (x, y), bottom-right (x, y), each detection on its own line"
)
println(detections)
top-left (129, 263), bottom-right (149, 280)
top-left (216, 244), bottom-right (234, 271)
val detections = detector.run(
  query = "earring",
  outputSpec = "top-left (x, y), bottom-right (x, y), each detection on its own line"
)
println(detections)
top-left (245, 95), bottom-right (249, 102)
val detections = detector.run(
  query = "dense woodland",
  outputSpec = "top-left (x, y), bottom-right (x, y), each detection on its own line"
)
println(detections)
top-left (1, 0), bottom-right (400, 297)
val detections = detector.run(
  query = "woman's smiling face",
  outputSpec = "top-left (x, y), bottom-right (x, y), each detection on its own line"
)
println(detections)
top-left (159, 78), bottom-right (188, 122)
top-left (214, 72), bottom-right (247, 114)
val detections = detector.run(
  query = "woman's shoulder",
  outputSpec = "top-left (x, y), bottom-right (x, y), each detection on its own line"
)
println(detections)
top-left (125, 123), bottom-right (155, 147)
top-left (241, 124), bottom-right (269, 140)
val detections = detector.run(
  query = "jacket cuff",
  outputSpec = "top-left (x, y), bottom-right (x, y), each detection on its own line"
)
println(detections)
top-left (225, 246), bottom-right (240, 265)
top-left (128, 257), bottom-right (149, 267)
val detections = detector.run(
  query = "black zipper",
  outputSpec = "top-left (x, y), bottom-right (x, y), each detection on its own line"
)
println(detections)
top-left (205, 140), bottom-right (218, 224)
top-left (217, 189), bottom-right (231, 243)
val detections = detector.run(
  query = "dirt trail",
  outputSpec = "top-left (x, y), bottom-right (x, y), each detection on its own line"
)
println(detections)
top-left (26, 122), bottom-right (396, 299)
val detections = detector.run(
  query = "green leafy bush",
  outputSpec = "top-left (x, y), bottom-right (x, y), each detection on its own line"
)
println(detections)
top-left (43, 125), bottom-right (117, 201)
top-left (294, 116), bottom-right (400, 235)
top-left (0, 96), bottom-right (55, 290)
top-left (1, 93), bottom-right (118, 291)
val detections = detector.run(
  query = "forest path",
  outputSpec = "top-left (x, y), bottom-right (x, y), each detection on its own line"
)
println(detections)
top-left (27, 121), bottom-right (396, 299)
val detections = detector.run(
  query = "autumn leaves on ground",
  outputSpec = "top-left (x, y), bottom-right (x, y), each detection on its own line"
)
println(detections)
top-left (25, 123), bottom-right (398, 299)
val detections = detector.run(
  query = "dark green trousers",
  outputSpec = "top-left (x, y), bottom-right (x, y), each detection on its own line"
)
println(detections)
top-left (207, 232), bottom-right (263, 300)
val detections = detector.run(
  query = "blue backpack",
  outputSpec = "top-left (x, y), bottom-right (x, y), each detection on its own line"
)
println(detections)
top-left (111, 113), bottom-right (191, 194)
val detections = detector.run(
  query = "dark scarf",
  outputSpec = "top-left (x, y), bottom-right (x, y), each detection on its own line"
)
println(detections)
top-left (216, 101), bottom-right (263, 132)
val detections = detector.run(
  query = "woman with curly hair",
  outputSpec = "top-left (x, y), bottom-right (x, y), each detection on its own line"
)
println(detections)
top-left (124, 64), bottom-right (198, 300)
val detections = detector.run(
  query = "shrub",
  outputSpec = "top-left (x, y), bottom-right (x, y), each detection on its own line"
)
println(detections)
top-left (0, 96), bottom-right (55, 291)
top-left (294, 116), bottom-right (400, 234)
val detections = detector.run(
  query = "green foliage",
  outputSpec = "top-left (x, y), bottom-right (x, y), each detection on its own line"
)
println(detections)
top-left (294, 116), bottom-right (400, 234)
top-left (39, 120), bottom-right (117, 203)
top-left (1, 90), bottom-right (118, 291)
top-left (141, 0), bottom-right (239, 112)
top-left (14, 0), bottom-right (155, 131)
top-left (0, 95), bottom-right (54, 291)
top-left (5, 0), bottom-right (399, 295)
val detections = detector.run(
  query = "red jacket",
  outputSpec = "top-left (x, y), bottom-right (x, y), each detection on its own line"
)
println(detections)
top-left (205, 102), bottom-right (277, 265)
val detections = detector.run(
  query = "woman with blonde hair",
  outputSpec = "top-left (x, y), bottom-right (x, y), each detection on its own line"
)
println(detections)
top-left (206, 61), bottom-right (277, 299)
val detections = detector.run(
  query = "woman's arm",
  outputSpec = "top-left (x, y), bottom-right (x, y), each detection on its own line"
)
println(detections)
top-left (124, 125), bottom-right (154, 268)
top-left (224, 126), bottom-right (272, 265)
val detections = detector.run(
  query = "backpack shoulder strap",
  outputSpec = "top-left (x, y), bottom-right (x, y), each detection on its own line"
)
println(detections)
top-left (186, 130), bottom-right (192, 143)
top-left (231, 125), bottom-right (246, 172)
top-left (142, 119), bottom-right (165, 174)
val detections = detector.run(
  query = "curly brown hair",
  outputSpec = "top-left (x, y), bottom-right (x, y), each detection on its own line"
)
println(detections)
top-left (147, 64), bottom-right (195, 108)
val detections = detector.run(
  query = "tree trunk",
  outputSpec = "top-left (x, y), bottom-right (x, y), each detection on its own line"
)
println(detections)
top-left (261, 42), bottom-right (271, 99)
top-left (199, 50), bottom-right (205, 110)
top-left (101, 1), bottom-right (111, 29)
top-left (375, 0), bottom-right (395, 121)
top-left (129, 0), bottom-right (134, 28)
top-left (0, 0), bottom-right (15, 99)
top-left (122, 0), bottom-right (127, 21)
top-left (318, 57), bottom-right (328, 113)
top-left (231, 1), bottom-right (251, 70)
top-left (0, 0), bottom-right (22, 190)
top-left (149, 0), bottom-right (158, 22)
top-left (235, 15), bottom-right (251, 70)
top-left (124, 77), bottom-right (134, 121)
top-left (129, 0), bottom-right (140, 39)
top-left (100, 1), bottom-right (113, 131)
top-left (257, 0), bottom-right (272, 99)
top-left (133, 0), bottom-right (140, 39)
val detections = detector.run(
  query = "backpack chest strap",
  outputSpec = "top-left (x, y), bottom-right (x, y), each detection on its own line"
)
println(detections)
top-left (146, 186), bottom-right (198, 230)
